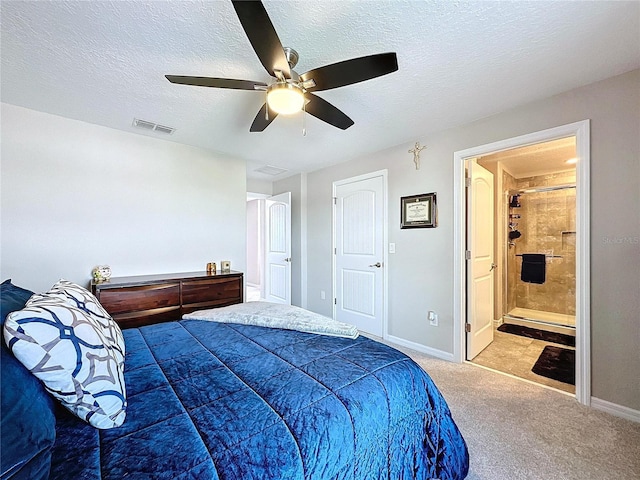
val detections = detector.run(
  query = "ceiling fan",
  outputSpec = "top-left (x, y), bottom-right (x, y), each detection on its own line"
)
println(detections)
top-left (165, 0), bottom-right (398, 132)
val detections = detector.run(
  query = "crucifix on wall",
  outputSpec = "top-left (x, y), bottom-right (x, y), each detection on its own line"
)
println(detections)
top-left (408, 142), bottom-right (427, 170)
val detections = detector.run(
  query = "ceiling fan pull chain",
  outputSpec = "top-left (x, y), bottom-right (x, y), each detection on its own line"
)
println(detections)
top-left (265, 92), bottom-right (269, 121)
top-left (302, 100), bottom-right (307, 136)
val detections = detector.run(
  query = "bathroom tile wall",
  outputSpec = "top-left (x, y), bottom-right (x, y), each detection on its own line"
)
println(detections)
top-left (510, 170), bottom-right (576, 315)
top-left (504, 170), bottom-right (518, 314)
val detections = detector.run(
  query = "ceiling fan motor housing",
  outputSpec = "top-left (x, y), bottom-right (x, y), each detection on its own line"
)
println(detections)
top-left (284, 47), bottom-right (299, 69)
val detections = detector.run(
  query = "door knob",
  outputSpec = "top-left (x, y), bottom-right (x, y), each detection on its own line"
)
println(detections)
top-left (490, 263), bottom-right (497, 271)
top-left (284, 257), bottom-right (292, 263)
top-left (369, 262), bottom-right (382, 268)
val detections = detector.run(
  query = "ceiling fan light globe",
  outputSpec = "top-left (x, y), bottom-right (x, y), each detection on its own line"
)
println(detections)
top-left (267, 83), bottom-right (304, 115)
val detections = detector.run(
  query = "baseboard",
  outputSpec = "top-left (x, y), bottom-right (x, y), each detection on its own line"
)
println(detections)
top-left (384, 334), bottom-right (455, 362)
top-left (591, 397), bottom-right (640, 423)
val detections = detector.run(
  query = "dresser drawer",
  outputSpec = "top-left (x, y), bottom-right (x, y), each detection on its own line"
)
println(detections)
top-left (97, 283), bottom-right (181, 315)
top-left (112, 306), bottom-right (181, 329)
top-left (181, 277), bottom-right (242, 308)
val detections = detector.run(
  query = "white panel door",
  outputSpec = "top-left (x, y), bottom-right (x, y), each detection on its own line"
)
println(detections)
top-left (265, 192), bottom-right (291, 305)
top-left (466, 161), bottom-right (495, 359)
top-left (334, 175), bottom-right (385, 336)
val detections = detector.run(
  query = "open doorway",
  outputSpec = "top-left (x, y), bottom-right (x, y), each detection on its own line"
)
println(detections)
top-left (246, 193), bottom-right (268, 302)
top-left (453, 120), bottom-right (591, 405)
top-left (246, 192), bottom-right (292, 304)
top-left (471, 138), bottom-right (577, 394)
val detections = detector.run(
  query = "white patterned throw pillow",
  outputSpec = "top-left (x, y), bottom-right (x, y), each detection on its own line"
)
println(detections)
top-left (46, 279), bottom-right (125, 358)
top-left (3, 289), bottom-right (126, 429)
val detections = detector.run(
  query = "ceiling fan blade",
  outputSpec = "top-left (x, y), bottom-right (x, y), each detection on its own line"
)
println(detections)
top-left (250, 103), bottom-right (279, 132)
top-left (305, 94), bottom-right (354, 130)
top-left (300, 52), bottom-right (398, 92)
top-left (231, 0), bottom-right (291, 79)
top-left (165, 75), bottom-right (266, 90)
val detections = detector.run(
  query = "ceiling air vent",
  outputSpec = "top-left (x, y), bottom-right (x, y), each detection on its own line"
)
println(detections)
top-left (254, 165), bottom-right (288, 176)
top-left (154, 124), bottom-right (175, 135)
top-left (132, 118), bottom-right (175, 135)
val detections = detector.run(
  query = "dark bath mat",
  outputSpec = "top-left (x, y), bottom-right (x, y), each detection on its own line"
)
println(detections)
top-left (532, 345), bottom-right (575, 385)
top-left (498, 323), bottom-right (575, 347)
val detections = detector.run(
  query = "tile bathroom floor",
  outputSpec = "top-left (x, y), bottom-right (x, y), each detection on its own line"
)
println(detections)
top-left (471, 324), bottom-right (575, 394)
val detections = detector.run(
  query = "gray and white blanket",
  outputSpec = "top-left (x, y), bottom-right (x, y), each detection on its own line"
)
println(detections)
top-left (182, 301), bottom-right (359, 339)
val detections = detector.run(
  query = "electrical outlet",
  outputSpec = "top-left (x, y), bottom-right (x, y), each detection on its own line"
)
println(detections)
top-left (321, 290), bottom-right (326, 300)
top-left (428, 311), bottom-right (438, 326)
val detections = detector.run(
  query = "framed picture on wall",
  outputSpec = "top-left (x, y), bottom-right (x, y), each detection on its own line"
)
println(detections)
top-left (400, 192), bottom-right (437, 228)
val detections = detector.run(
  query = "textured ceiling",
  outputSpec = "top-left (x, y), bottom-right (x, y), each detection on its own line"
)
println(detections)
top-left (479, 137), bottom-right (576, 179)
top-left (2, 1), bottom-right (639, 181)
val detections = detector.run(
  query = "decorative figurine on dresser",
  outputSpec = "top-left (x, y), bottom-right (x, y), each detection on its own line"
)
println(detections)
top-left (91, 265), bottom-right (112, 283)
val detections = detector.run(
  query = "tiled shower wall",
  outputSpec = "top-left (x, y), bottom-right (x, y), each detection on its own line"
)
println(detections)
top-left (504, 170), bottom-right (518, 314)
top-left (507, 170), bottom-right (576, 316)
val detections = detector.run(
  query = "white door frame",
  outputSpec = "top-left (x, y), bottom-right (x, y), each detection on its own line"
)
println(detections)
top-left (332, 169), bottom-right (389, 337)
top-left (453, 120), bottom-right (591, 405)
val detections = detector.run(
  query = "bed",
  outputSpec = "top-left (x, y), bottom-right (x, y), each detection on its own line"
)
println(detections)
top-left (1, 279), bottom-right (469, 480)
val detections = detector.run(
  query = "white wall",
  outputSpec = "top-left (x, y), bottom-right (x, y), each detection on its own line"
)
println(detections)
top-left (1, 103), bottom-right (247, 292)
top-left (304, 69), bottom-right (640, 411)
top-left (247, 178), bottom-right (273, 196)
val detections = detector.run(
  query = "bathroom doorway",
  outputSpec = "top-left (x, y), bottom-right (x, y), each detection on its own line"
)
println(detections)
top-left (473, 138), bottom-right (577, 394)
top-left (453, 120), bottom-right (591, 404)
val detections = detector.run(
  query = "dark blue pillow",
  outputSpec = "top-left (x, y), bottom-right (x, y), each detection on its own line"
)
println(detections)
top-left (1, 279), bottom-right (56, 480)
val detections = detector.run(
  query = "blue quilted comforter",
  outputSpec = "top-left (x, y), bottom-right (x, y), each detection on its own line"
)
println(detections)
top-left (49, 320), bottom-right (469, 479)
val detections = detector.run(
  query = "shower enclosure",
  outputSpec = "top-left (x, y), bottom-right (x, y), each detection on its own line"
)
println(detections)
top-left (504, 172), bottom-right (576, 334)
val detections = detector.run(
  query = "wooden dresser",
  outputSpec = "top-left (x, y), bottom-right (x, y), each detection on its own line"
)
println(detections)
top-left (91, 271), bottom-right (243, 329)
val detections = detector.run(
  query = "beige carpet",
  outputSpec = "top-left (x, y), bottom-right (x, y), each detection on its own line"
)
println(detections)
top-left (396, 345), bottom-right (640, 479)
